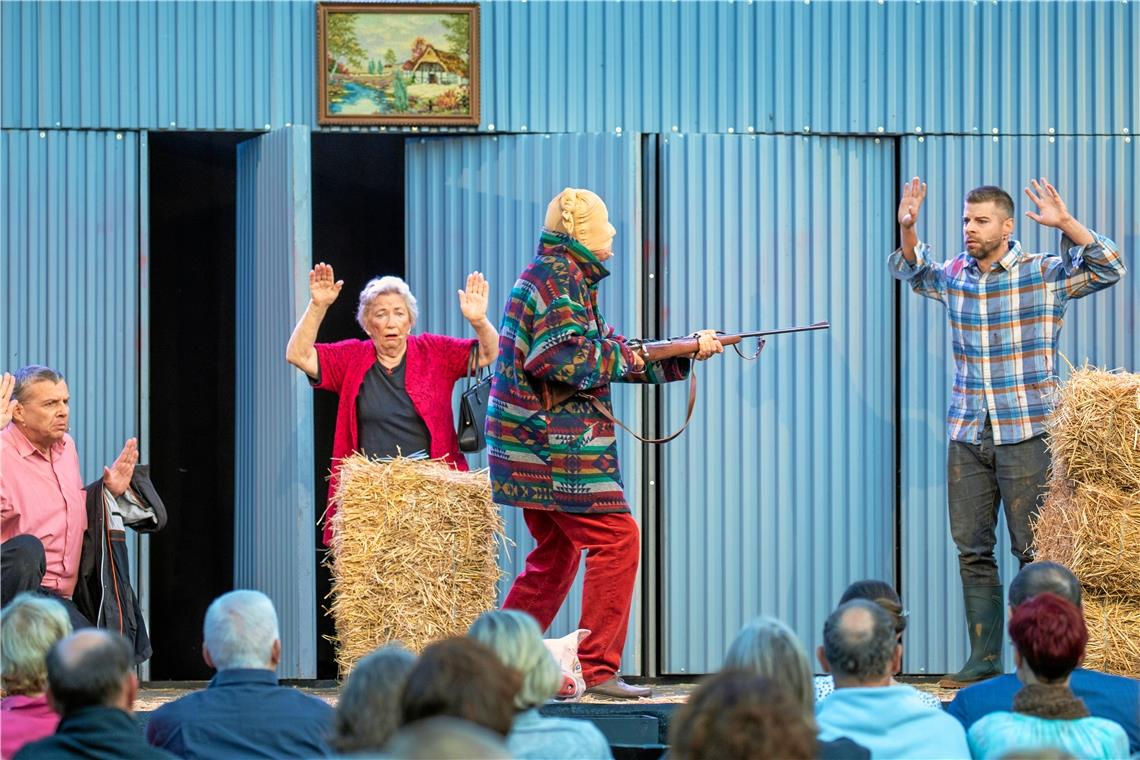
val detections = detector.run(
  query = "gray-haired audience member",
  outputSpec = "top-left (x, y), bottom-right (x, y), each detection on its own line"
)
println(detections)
top-left (383, 716), bottom-right (511, 760)
top-left (468, 610), bottom-right (612, 760)
top-left (1, 594), bottom-right (73, 758)
top-left (723, 617), bottom-right (869, 759)
top-left (947, 561), bottom-right (1140, 753)
top-left (332, 643), bottom-right (416, 754)
top-left (15, 629), bottom-right (173, 759)
top-left (814, 600), bottom-right (970, 759)
top-left (144, 590), bottom-right (334, 758)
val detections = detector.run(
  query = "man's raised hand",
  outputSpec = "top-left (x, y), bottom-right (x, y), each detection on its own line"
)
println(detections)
top-left (103, 437), bottom-right (139, 498)
top-left (309, 263), bottom-right (344, 308)
top-left (898, 177), bottom-right (927, 229)
top-left (0, 373), bottom-right (15, 429)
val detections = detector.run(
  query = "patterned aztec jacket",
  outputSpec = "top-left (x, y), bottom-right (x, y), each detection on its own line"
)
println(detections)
top-left (487, 231), bottom-right (690, 514)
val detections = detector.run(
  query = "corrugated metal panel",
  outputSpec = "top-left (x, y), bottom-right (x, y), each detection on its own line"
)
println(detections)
top-left (1, 128), bottom-right (141, 493)
top-left (405, 132), bottom-right (646, 672)
top-left (234, 126), bottom-right (316, 678)
top-left (1, 0), bottom-right (314, 131)
top-left (4, 2), bottom-right (1134, 136)
top-left (899, 135), bottom-right (1139, 674)
top-left (658, 134), bottom-right (896, 674)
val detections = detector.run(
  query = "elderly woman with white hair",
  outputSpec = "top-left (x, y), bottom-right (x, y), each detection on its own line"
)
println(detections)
top-left (468, 610), bottom-right (612, 760)
top-left (287, 266), bottom-right (498, 546)
top-left (0, 593), bottom-right (73, 757)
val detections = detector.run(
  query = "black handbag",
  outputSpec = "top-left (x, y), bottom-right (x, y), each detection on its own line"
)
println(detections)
top-left (457, 344), bottom-right (491, 452)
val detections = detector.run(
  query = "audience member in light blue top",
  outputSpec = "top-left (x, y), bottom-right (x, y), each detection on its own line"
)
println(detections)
top-left (814, 600), bottom-right (970, 759)
top-left (966, 592), bottom-right (1129, 760)
top-left (469, 610), bottom-right (612, 760)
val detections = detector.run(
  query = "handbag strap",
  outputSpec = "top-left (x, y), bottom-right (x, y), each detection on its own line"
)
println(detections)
top-left (466, 344), bottom-right (484, 389)
top-left (587, 368), bottom-right (698, 445)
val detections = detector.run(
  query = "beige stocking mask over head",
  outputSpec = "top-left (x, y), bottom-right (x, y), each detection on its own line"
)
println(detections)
top-left (543, 188), bottom-right (617, 253)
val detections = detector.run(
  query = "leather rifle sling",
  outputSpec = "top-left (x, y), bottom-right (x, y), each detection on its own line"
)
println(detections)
top-left (587, 367), bottom-right (698, 444)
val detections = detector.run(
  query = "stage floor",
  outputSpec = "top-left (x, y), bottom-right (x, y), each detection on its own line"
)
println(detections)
top-left (136, 677), bottom-right (956, 712)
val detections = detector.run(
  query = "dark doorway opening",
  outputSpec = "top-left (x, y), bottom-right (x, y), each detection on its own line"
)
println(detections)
top-left (147, 131), bottom-right (253, 680)
top-left (311, 133), bottom-right (406, 678)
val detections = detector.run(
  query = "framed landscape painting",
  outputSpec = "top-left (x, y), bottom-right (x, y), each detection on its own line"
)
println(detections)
top-left (317, 3), bottom-right (480, 127)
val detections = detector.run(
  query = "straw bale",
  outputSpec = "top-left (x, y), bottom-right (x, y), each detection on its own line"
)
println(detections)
top-left (327, 454), bottom-right (505, 675)
top-left (1033, 476), bottom-right (1140, 597)
top-left (1046, 364), bottom-right (1140, 494)
top-left (1081, 594), bottom-right (1140, 678)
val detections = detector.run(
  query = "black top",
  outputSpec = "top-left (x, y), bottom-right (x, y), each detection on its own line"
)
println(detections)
top-left (356, 359), bottom-right (431, 459)
top-left (16, 705), bottom-right (176, 760)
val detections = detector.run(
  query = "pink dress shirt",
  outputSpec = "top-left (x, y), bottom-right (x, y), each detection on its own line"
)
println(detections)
top-left (0, 694), bottom-right (60, 759)
top-left (0, 424), bottom-right (87, 598)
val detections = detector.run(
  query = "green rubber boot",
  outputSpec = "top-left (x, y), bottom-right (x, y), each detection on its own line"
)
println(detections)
top-left (938, 585), bottom-right (1004, 689)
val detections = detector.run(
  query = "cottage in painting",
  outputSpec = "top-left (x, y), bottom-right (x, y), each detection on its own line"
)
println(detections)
top-left (403, 44), bottom-right (468, 85)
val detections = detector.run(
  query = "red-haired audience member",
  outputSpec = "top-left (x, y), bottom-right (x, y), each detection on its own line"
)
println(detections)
top-left (384, 716), bottom-right (510, 760)
top-left (15, 630), bottom-right (172, 759)
top-left (400, 637), bottom-right (520, 738)
top-left (0, 594), bottom-right (72, 757)
top-left (812, 580), bottom-right (941, 709)
top-left (814, 600), bottom-right (970, 759)
top-left (967, 593), bottom-right (1128, 759)
top-left (948, 561), bottom-right (1140, 754)
top-left (669, 670), bottom-right (817, 760)
top-left (723, 617), bottom-right (868, 759)
top-left (331, 643), bottom-right (416, 754)
top-left (468, 610), bottom-right (612, 760)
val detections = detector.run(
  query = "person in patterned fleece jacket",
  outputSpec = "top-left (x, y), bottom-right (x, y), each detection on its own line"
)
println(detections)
top-left (487, 187), bottom-right (723, 699)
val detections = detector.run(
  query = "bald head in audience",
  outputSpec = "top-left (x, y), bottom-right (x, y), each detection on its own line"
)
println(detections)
top-left (45, 629), bottom-right (137, 717)
top-left (818, 599), bottom-right (902, 688)
top-left (1009, 561), bottom-right (1082, 609)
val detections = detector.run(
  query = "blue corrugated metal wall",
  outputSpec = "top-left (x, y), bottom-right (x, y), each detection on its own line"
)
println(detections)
top-left (405, 132), bottom-right (647, 672)
top-left (657, 134), bottom-right (896, 673)
top-left (234, 127), bottom-right (317, 679)
top-left (899, 135), bottom-right (1139, 673)
top-left (4, 2), bottom-right (1135, 136)
top-left (1, 128), bottom-right (141, 489)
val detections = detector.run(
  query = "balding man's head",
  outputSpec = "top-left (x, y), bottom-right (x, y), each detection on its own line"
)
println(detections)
top-left (45, 630), bottom-right (136, 716)
top-left (1009, 562), bottom-right (1082, 609)
top-left (820, 600), bottom-right (899, 686)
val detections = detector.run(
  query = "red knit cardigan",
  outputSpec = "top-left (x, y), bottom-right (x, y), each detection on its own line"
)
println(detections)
top-left (313, 333), bottom-right (475, 545)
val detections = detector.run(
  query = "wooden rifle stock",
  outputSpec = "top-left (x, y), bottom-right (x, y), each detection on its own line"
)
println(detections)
top-left (632, 320), bottom-right (830, 362)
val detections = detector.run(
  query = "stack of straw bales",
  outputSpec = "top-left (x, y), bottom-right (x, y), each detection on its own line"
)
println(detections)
top-left (1032, 365), bottom-right (1140, 676)
top-left (327, 454), bottom-right (505, 675)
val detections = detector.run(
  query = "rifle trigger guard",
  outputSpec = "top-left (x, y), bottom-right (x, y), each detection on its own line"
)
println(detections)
top-left (733, 337), bottom-right (766, 361)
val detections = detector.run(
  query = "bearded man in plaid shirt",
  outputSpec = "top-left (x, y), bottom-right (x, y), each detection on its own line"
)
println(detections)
top-left (889, 177), bottom-right (1125, 688)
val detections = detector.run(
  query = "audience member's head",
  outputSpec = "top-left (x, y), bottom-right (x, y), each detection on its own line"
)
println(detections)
top-left (400, 637), bottom-right (520, 737)
top-left (669, 670), bottom-right (817, 760)
top-left (722, 616), bottom-right (814, 717)
top-left (839, 579), bottom-right (909, 639)
top-left (384, 716), bottom-right (512, 759)
top-left (1009, 561), bottom-right (1082, 609)
top-left (332, 643), bottom-right (417, 754)
top-left (45, 630), bottom-right (136, 717)
top-left (819, 599), bottom-right (900, 688)
top-left (1, 593), bottom-right (73, 697)
top-left (468, 609), bottom-right (560, 711)
top-left (202, 590), bottom-right (281, 672)
top-left (1008, 592), bottom-right (1087, 685)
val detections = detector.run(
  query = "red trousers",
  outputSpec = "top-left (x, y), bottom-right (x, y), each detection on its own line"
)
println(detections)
top-left (502, 510), bottom-right (640, 687)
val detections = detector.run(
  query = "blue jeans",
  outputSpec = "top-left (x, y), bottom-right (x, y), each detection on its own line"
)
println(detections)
top-left (947, 418), bottom-right (1050, 587)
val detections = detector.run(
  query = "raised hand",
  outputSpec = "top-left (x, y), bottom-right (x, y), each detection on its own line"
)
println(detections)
top-left (898, 177), bottom-right (927, 228)
top-left (309, 263), bottom-right (344, 308)
top-left (103, 437), bottom-right (139, 498)
top-left (0, 373), bottom-right (16, 429)
top-left (1024, 178), bottom-right (1072, 229)
top-left (458, 271), bottom-right (489, 323)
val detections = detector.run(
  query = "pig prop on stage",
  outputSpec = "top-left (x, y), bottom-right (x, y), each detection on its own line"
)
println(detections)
top-left (543, 629), bottom-right (590, 700)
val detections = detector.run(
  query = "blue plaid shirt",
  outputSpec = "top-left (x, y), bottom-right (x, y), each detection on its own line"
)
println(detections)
top-left (889, 231), bottom-right (1124, 445)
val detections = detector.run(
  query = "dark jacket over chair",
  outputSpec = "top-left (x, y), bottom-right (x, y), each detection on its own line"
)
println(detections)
top-left (144, 668), bottom-right (334, 759)
top-left (76, 466), bottom-right (167, 663)
top-left (15, 705), bottom-right (174, 760)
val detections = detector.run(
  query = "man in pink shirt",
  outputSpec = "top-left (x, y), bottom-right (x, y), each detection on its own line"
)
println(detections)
top-left (0, 366), bottom-right (138, 628)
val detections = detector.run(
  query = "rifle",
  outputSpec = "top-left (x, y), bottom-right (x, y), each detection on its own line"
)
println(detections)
top-left (627, 320), bottom-right (830, 362)
top-left (535, 320), bottom-right (830, 438)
